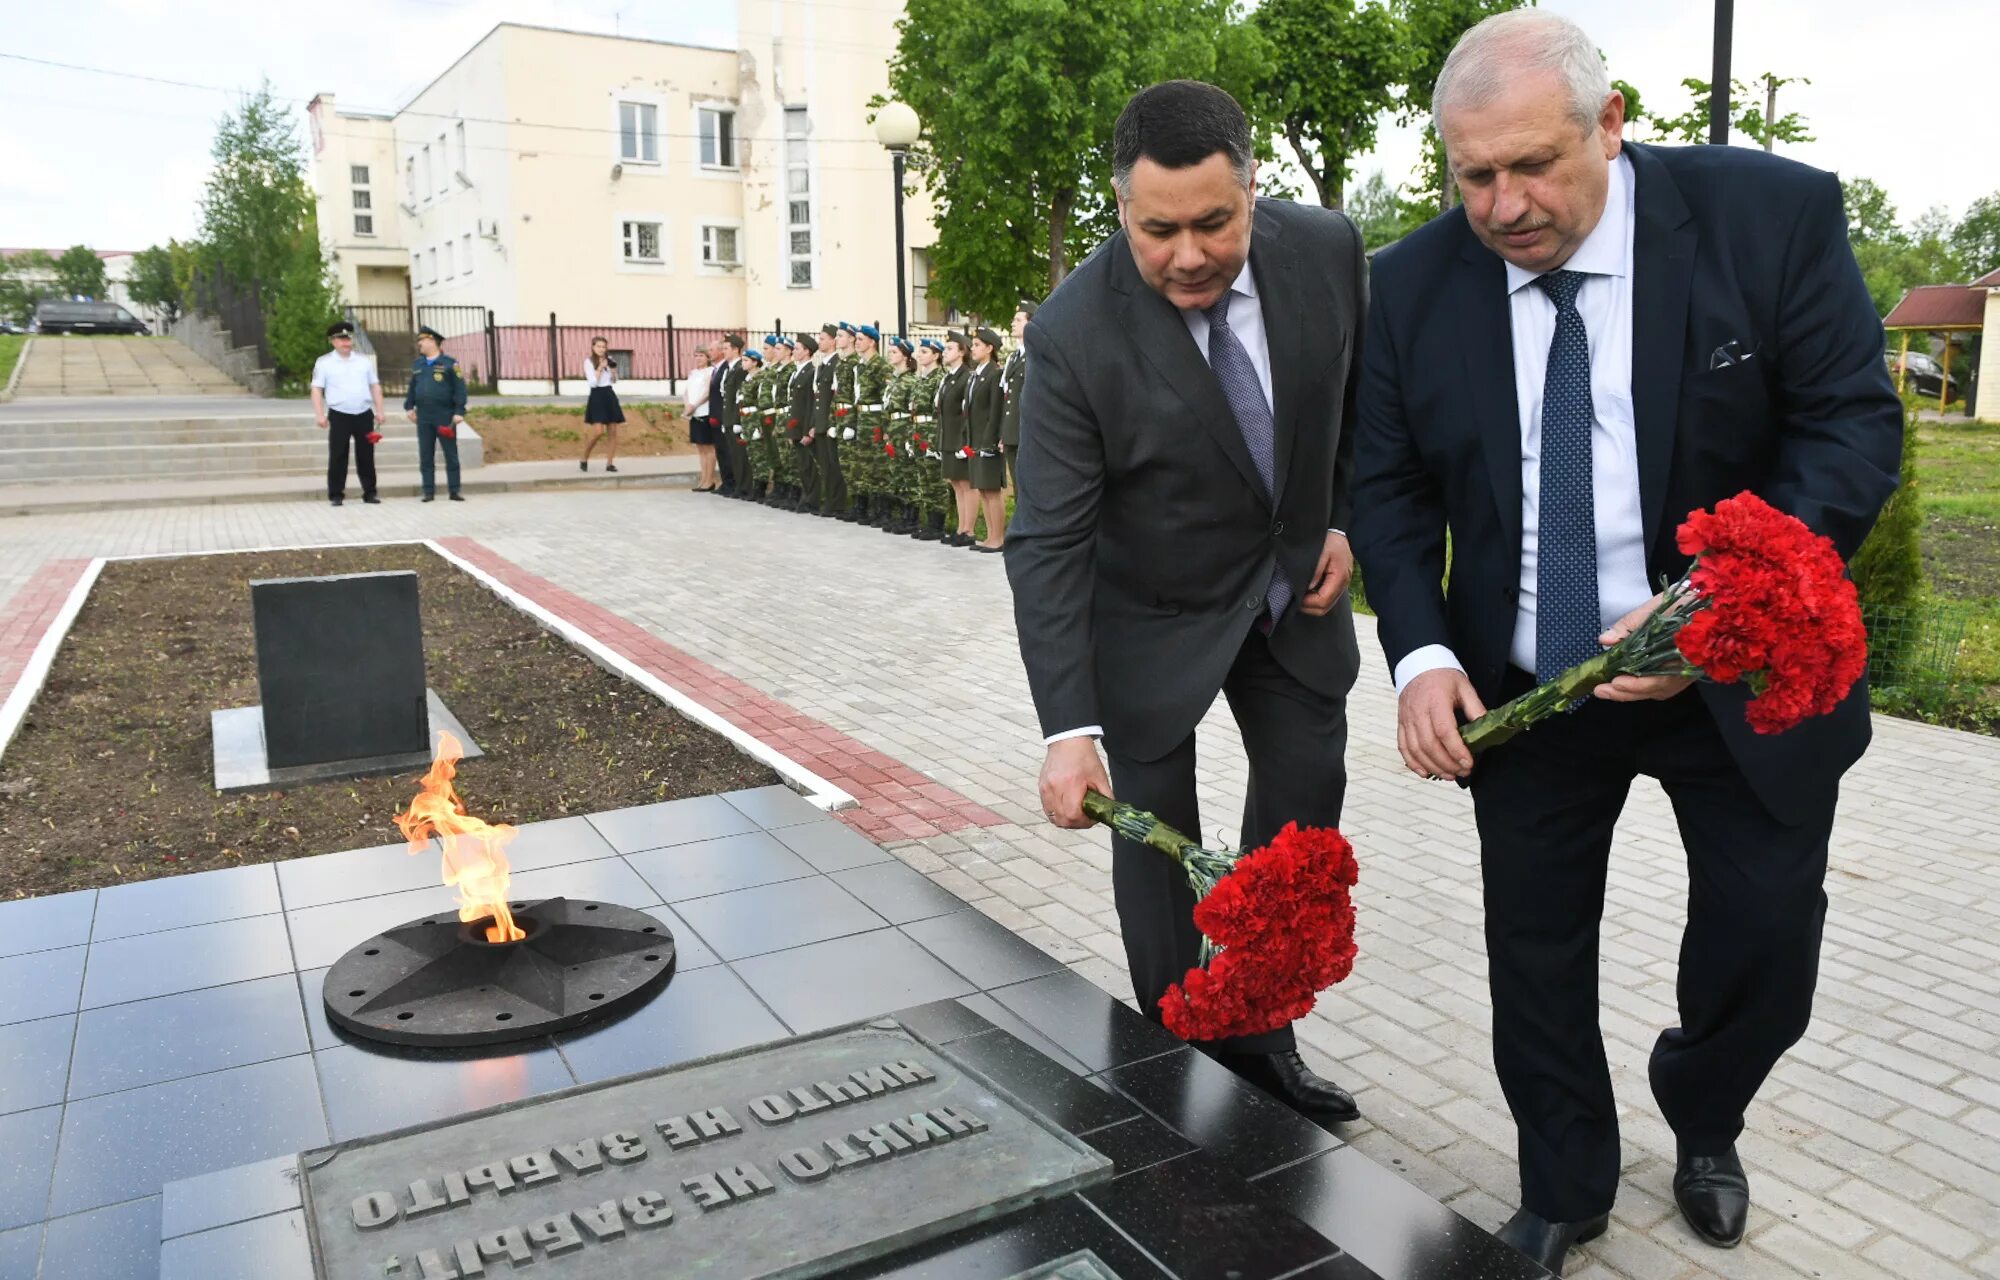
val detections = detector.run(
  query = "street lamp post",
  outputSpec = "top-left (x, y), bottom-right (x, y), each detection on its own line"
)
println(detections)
top-left (874, 101), bottom-right (922, 337)
top-left (1709, 0), bottom-right (1734, 145)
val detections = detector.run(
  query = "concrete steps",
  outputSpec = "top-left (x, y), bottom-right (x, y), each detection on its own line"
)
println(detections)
top-left (0, 416), bottom-right (484, 483)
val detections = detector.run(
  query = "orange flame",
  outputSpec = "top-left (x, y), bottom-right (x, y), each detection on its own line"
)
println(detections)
top-left (394, 730), bottom-right (524, 943)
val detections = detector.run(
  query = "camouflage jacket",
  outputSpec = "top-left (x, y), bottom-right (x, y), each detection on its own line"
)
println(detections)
top-left (854, 354), bottom-right (892, 437)
top-left (908, 367), bottom-right (946, 458)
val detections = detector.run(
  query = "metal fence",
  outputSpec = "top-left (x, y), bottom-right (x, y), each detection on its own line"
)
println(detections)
top-left (191, 268), bottom-right (270, 370)
top-left (347, 304), bottom-right (493, 387)
top-left (492, 319), bottom-right (732, 385)
top-left (1863, 602), bottom-right (1971, 692)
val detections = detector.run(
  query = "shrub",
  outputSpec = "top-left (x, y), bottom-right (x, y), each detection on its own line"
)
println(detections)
top-left (1850, 402), bottom-right (1927, 684)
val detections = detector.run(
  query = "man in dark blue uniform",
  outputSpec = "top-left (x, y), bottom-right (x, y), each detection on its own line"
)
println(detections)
top-left (404, 326), bottom-right (468, 502)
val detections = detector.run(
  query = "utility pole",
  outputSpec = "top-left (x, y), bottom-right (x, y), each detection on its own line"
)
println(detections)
top-left (1709, 0), bottom-right (1734, 144)
top-left (1763, 74), bottom-right (1778, 152)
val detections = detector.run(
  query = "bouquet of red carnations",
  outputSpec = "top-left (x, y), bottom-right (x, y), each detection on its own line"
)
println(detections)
top-left (1462, 491), bottom-right (1868, 752)
top-left (1082, 789), bottom-right (1358, 1041)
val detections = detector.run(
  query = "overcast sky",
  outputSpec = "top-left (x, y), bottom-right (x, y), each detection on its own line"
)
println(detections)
top-left (2, 0), bottom-right (1993, 252)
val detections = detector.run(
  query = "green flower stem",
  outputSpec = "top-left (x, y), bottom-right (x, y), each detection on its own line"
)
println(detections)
top-left (1081, 789), bottom-right (1234, 960)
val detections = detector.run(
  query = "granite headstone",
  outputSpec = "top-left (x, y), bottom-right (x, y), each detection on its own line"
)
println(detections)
top-left (252, 571), bottom-right (428, 768)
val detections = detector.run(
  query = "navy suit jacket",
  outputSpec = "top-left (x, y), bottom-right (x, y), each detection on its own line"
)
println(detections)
top-left (1351, 142), bottom-right (1902, 824)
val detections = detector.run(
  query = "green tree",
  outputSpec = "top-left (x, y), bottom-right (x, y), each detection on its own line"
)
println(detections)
top-left (266, 213), bottom-right (343, 383)
top-left (1246, 0), bottom-right (1407, 210)
top-left (1393, 0), bottom-right (1529, 209)
top-left (1656, 74), bottom-right (1812, 150)
top-left (1849, 405), bottom-right (1925, 684)
top-left (0, 250), bottom-right (56, 326)
top-left (1952, 192), bottom-right (2000, 277)
top-left (199, 81), bottom-right (315, 294)
top-left (1844, 177), bottom-right (1900, 244)
top-left (126, 244), bottom-right (186, 323)
top-left (1347, 169), bottom-right (1424, 249)
top-left (887, 0), bottom-right (1263, 316)
top-left (52, 245), bottom-right (108, 299)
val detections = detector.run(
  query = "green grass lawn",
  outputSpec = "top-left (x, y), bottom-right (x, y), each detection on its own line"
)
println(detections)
top-left (1907, 418), bottom-right (2000, 732)
top-left (0, 334), bottom-right (25, 390)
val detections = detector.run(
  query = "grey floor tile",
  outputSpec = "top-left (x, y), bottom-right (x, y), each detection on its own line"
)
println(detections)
top-left (160, 1207), bottom-right (311, 1280)
top-left (831, 860), bottom-right (968, 924)
top-left (557, 965), bottom-right (791, 1083)
top-left (624, 830), bottom-right (816, 903)
top-left (47, 1056), bottom-right (327, 1217)
top-left (38, 1194), bottom-right (159, 1280)
top-left (0, 891), bottom-right (95, 960)
top-left (313, 1043), bottom-right (574, 1143)
top-left (79, 915), bottom-right (294, 1009)
top-left (670, 876), bottom-right (887, 960)
top-left (585, 795), bottom-right (760, 854)
top-left (0, 1015), bottom-right (74, 1116)
top-left (0, 1223), bottom-right (40, 1278)
top-left (68, 976), bottom-right (309, 1100)
top-left (160, 1154), bottom-right (300, 1239)
top-left (91, 864), bottom-right (281, 941)
top-left (734, 928), bottom-right (977, 1033)
top-left (0, 1106), bottom-right (61, 1231)
top-left (721, 784), bottom-right (826, 830)
top-left (771, 819), bottom-right (893, 873)
top-left (505, 856), bottom-right (660, 909)
top-left (901, 909), bottom-right (1067, 990)
top-left (284, 885), bottom-right (459, 972)
top-left (276, 817), bottom-right (619, 912)
top-left (0, 948), bottom-right (86, 1028)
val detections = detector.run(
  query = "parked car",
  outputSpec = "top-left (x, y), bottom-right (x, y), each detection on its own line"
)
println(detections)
top-left (32, 300), bottom-right (150, 336)
top-left (0, 320), bottom-right (26, 335)
top-left (1887, 349), bottom-right (1956, 400)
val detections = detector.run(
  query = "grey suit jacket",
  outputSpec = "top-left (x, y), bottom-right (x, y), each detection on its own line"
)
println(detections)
top-left (1004, 198), bottom-right (1366, 763)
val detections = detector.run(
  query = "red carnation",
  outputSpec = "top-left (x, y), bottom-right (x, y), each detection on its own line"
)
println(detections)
top-left (366, 431), bottom-right (382, 445)
top-left (835, 407), bottom-right (850, 417)
top-left (437, 425), bottom-right (455, 439)
top-left (960, 446), bottom-right (975, 458)
top-left (884, 443), bottom-right (897, 457)
top-left (1461, 491), bottom-right (1869, 751)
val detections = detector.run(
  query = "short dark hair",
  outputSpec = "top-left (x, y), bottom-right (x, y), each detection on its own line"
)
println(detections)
top-left (1112, 80), bottom-right (1254, 198)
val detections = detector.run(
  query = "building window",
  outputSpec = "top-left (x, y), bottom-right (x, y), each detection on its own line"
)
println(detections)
top-left (404, 155), bottom-right (415, 202)
top-left (352, 171), bottom-right (374, 238)
top-left (427, 249), bottom-right (438, 284)
top-left (462, 233), bottom-right (473, 276)
top-left (622, 221), bottom-right (662, 262)
top-left (698, 107), bottom-right (736, 169)
top-left (437, 134), bottom-right (450, 195)
top-left (355, 215), bottom-right (375, 236)
top-left (350, 164), bottom-right (370, 185)
top-left (410, 251), bottom-right (422, 289)
top-left (421, 146), bottom-right (433, 202)
top-left (619, 101), bottom-right (659, 164)
top-left (353, 190), bottom-right (372, 211)
top-left (454, 121), bottom-right (467, 177)
top-left (701, 225), bottom-right (740, 267)
top-left (443, 241), bottom-right (454, 280)
top-left (784, 107), bottom-right (813, 290)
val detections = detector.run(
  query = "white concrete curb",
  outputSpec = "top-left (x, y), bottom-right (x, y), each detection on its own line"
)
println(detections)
top-left (0, 540), bottom-right (857, 816)
top-left (0, 336), bottom-right (31, 402)
top-left (0, 556), bottom-right (104, 757)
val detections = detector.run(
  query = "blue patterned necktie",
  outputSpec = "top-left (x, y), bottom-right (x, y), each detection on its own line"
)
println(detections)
top-left (1204, 292), bottom-right (1290, 628)
top-left (1532, 269), bottom-right (1600, 684)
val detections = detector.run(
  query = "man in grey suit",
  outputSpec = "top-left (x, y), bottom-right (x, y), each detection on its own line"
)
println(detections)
top-left (1004, 80), bottom-right (1365, 1124)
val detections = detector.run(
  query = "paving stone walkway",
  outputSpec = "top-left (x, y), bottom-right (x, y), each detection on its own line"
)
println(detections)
top-left (11, 338), bottom-right (246, 397)
top-left (0, 489), bottom-right (1996, 1280)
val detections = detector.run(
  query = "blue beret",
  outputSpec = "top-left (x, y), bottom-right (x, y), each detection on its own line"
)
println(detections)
top-left (858, 324), bottom-right (880, 342)
top-left (920, 338), bottom-right (944, 353)
top-left (837, 321), bottom-right (857, 334)
top-left (890, 337), bottom-right (914, 355)
top-left (775, 335), bottom-right (795, 349)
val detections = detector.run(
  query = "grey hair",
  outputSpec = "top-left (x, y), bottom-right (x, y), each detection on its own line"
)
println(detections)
top-left (1432, 9), bottom-right (1614, 133)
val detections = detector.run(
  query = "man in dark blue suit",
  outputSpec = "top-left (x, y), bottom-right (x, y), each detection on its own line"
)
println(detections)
top-left (1351, 11), bottom-right (1901, 1274)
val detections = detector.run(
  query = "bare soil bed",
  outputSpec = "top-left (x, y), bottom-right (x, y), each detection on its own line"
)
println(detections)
top-left (469, 403), bottom-right (694, 463)
top-left (0, 544), bottom-right (777, 899)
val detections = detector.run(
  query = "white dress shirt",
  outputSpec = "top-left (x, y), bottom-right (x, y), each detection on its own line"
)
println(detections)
top-left (684, 364), bottom-right (712, 418)
top-left (310, 349), bottom-right (380, 415)
top-left (1045, 263), bottom-right (1278, 747)
top-left (1393, 151), bottom-right (1653, 693)
top-left (582, 361), bottom-right (618, 389)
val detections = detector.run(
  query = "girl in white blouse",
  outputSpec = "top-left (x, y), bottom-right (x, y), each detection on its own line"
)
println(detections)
top-left (580, 336), bottom-right (623, 473)
top-left (683, 348), bottom-right (717, 491)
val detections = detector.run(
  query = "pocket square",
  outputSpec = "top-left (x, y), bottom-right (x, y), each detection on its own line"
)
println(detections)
top-left (1708, 339), bottom-right (1759, 371)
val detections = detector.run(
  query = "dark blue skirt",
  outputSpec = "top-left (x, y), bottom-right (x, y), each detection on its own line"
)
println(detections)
top-left (688, 414), bottom-right (717, 445)
top-left (585, 385), bottom-right (624, 425)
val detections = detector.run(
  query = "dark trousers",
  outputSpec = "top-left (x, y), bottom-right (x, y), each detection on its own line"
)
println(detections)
top-left (733, 434), bottom-right (754, 494)
top-left (794, 437), bottom-right (819, 505)
top-left (724, 420), bottom-right (748, 490)
top-left (816, 430), bottom-right (847, 510)
top-left (1471, 669), bottom-right (1832, 1222)
top-left (1105, 625), bottom-right (1349, 1056)
top-left (327, 409), bottom-right (377, 499)
top-left (1004, 444), bottom-right (1019, 494)
top-left (417, 420), bottom-right (461, 497)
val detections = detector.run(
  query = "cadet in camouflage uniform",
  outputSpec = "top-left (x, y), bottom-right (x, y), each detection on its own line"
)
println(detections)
top-left (850, 324), bottom-right (893, 526)
top-left (755, 336), bottom-right (786, 504)
top-left (735, 346), bottom-right (766, 499)
top-left (911, 338), bottom-right (948, 540)
top-left (881, 337), bottom-right (918, 533)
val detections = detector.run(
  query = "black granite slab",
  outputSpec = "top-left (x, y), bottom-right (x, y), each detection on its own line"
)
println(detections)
top-left (670, 874), bottom-right (887, 959)
top-left (956, 993), bottom-right (1093, 1076)
top-left (731, 926), bottom-right (977, 1032)
top-left (1082, 1151), bottom-right (1358, 1280)
top-left (160, 1206), bottom-right (311, 1280)
top-left (67, 974), bottom-right (309, 1099)
top-left (312, 1042), bottom-right (575, 1142)
top-left (0, 890), bottom-right (95, 961)
top-left (1258, 1146), bottom-right (1550, 1280)
top-left (251, 570), bottom-right (428, 768)
top-left (844, 1195), bottom-right (1171, 1279)
top-left (0, 1014), bottom-right (74, 1116)
top-left (159, 1154), bottom-right (300, 1240)
top-left (78, 914), bottom-right (293, 1009)
top-left (0, 948), bottom-right (86, 1027)
top-left (988, 969), bottom-right (1186, 1074)
top-left (553, 963), bottom-right (789, 1083)
top-left (720, 782), bottom-right (828, 830)
top-left (772, 816), bottom-right (896, 872)
top-left (0, 1222), bottom-right (39, 1276)
top-left (903, 908), bottom-right (1070, 989)
top-left (90, 864), bottom-right (282, 942)
top-left (1079, 1112), bottom-right (1202, 1180)
top-left (943, 1029), bottom-right (1140, 1136)
top-left (1101, 1048), bottom-right (1342, 1180)
top-left (623, 829), bottom-right (818, 902)
top-left (584, 793), bottom-right (760, 853)
top-left (832, 859), bottom-right (971, 923)
top-left (0, 1105), bottom-right (61, 1231)
top-left (38, 1194), bottom-right (159, 1280)
top-left (274, 816), bottom-right (620, 911)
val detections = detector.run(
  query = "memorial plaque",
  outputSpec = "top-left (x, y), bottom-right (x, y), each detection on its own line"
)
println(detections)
top-left (300, 1019), bottom-right (1112, 1279)
top-left (252, 571), bottom-right (428, 768)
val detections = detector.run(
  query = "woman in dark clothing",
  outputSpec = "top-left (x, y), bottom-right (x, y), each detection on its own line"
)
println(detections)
top-left (965, 326), bottom-right (1008, 551)
top-left (935, 332), bottom-right (975, 546)
top-left (580, 335), bottom-right (623, 473)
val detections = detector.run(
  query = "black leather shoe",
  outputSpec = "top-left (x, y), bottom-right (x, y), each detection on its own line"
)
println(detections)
top-left (422, 494), bottom-right (434, 503)
top-left (1213, 1050), bottom-right (1360, 1123)
top-left (329, 497), bottom-right (343, 506)
top-left (449, 493), bottom-right (465, 502)
top-left (363, 495), bottom-right (380, 504)
top-left (1674, 1145), bottom-right (1748, 1247)
top-left (1494, 1209), bottom-right (1608, 1275)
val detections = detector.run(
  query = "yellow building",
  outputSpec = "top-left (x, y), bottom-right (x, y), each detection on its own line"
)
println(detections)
top-left (307, 11), bottom-right (935, 367)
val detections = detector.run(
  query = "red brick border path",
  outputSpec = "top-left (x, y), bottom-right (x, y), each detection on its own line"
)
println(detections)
top-left (435, 538), bottom-right (1006, 842)
top-left (0, 559), bottom-right (92, 706)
